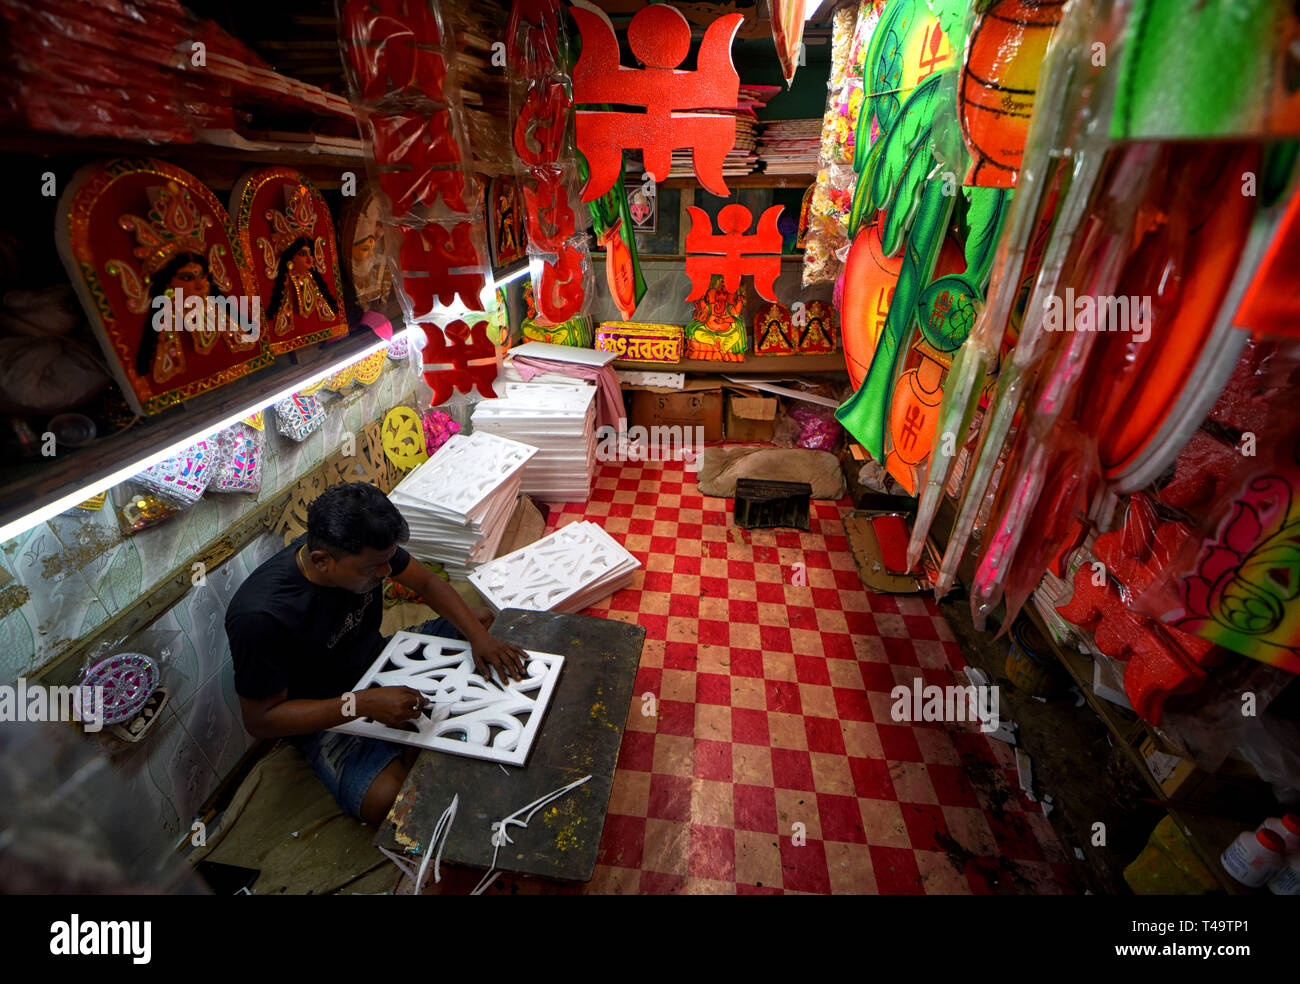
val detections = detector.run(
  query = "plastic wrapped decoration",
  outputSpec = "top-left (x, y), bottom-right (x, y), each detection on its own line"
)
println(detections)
top-left (958, 0), bottom-right (1066, 187)
top-left (338, 0), bottom-right (497, 406)
top-left (508, 0), bottom-right (594, 328)
top-left (803, 0), bottom-right (882, 286)
top-left (274, 392), bottom-right (326, 442)
top-left (905, 0), bottom-right (1127, 579)
top-left (520, 280), bottom-right (591, 347)
top-left (210, 422), bottom-right (263, 494)
top-left (133, 438), bottom-right (215, 507)
top-left (1134, 340), bottom-right (1300, 676)
top-left (836, 2), bottom-right (1016, 496)
top-left (582, 152), bottom-right (646, 322)
top-left (1110, 0), bottom-right (1300, 141)
top-left (422, 408), bottom-right (460, 453)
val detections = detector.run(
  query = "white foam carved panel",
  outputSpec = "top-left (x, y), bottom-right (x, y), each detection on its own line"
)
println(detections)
top-left (390, 431), bottom-right (537, 520)
top-left (332, 632), bottom-right (563, 766)
top-left (469, 520), bottom-right (640, 614)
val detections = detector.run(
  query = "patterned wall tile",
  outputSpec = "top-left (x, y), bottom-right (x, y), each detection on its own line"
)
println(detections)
top-left (175, 660), bottom-right (256, 782)
top-left (0, 525), bottom-right (111, 681)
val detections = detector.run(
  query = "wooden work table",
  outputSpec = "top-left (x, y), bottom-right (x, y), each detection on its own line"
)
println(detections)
top-left (373, 608), bottom-right (646, 883)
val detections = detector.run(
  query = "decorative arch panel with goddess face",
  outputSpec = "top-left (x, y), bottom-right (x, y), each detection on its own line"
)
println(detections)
top-left (56, 158), bottom-right (270, 415)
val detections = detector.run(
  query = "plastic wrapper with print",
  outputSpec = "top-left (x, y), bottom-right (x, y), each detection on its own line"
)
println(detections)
top-left (803, 1), bottom-right (881, 286)
top-left (338, 0), bottom-right (497, 405)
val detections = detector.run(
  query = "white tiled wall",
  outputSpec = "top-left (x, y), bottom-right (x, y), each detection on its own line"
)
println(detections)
top-left (0, 359), bottom-right (419, 867)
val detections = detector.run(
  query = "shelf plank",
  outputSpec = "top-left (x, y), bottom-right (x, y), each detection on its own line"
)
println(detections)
top-left (2, 131), bottom-right (364, 189)
top-left (660, 173), bottom-right (817, 190)
top-left (0, 330), bottom-right (385, 534)
top-left (612, 352), bottom-right (847, 374)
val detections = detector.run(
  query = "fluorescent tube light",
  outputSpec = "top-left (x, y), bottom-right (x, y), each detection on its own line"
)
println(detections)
top-left (0, 327), bottom-right (413, 544)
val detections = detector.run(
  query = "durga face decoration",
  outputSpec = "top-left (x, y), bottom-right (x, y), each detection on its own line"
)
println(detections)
top-left (232, 167), bottom-right (348, 355)
top-left (56, 158), bottom-right (271, 415)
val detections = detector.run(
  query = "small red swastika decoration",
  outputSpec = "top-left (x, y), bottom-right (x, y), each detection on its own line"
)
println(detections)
top-left (571, 3), bottom-right (742, 201)
top-left (420, 320), bottom-right (497, 405)
top-left (685, 203), bottom-right (784, 303)
top-left (399, 222), bottom-right (486, 313)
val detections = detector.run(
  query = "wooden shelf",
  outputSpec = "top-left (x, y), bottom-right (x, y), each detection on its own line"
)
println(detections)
top-left (613, 352), bottom-right (847, 374)
top-left (0, 330), bottom-right (384, 535)
top-left (661, 173), bottom-right (816, 190)
top-left (2, 131), bottom-right (364, 189)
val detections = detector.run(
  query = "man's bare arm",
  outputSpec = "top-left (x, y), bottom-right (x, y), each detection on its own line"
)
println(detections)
top-left (239, 686), bottom-right (425, 738)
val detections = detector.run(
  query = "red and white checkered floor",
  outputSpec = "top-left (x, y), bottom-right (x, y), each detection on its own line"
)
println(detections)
top-left (447, 456), bottom-right (1074, 894)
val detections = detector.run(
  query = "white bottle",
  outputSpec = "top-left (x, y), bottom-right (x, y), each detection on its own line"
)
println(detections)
top-left (1268, 854), bottom-right (1300, 895)
top-left (1221, 828), bottom-right (1286, 887)
top-left (1259, 814), bottom-right (1300, 856)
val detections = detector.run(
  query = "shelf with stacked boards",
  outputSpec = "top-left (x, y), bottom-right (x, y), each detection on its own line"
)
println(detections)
top-left (1, 130), bottom-right (369, 190)
top-left (612, 352), bottom-right (849, 374)
top-left (0, 328), bottom-right (389, 543)
top-left (659, 173), bottom-right (817, 189)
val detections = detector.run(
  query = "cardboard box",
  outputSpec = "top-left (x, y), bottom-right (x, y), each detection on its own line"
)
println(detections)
top-left (628, 379), bottom-right (723, 442)
top-left (726, 392), bottom-right (778, 442)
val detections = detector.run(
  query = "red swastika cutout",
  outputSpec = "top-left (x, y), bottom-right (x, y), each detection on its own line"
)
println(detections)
top-left (514, 82), bottom-right (570, 168)
top-left (370, 112), bottom-right (463, 170)
top-left (378, 167), bottom-right (467, 217)
top-left (341, 0), bottom-right (446, 104)
top-left (507, 0), bottom-right (562, 81)
top-left (420, 319), bottom-right (497, 405)
top-left (536, 242), bottom-right (586, 325)
top-left (571, 3), bottom-right (742, 202)
top-left (399, 222), bottom-right (486, 312)
top-left (521, 171), bottom-right (576, 253)
top-left (684, 203), bottom-right (784, 302)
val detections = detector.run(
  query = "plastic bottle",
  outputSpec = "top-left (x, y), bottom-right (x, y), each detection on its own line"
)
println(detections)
top-left (1259, 814), bottom-right (1300, 856)
top-left (1268, 854), bottom-right (1300, 896)
top-left (1221, 828), bottom-right (1286, 887)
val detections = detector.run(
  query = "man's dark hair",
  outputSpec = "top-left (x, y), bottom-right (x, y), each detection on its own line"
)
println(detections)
top-left (306, 482), bottom-right (408, 558)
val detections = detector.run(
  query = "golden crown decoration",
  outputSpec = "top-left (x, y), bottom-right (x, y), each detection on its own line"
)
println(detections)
top-left (118, 180), bottom-right (213, 278)
top-left (265, 183), bottom-right (319, 258)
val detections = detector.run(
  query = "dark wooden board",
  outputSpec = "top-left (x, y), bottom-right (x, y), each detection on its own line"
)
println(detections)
top-left (374, 609), bottom-right (646, 882)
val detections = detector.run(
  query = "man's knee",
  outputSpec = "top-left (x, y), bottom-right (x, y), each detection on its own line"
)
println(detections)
top-left (360, 758), bottom-right (409, 824)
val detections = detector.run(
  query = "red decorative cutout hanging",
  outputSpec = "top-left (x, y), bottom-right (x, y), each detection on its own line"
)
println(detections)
top-left (341, 0), bottom-right (447, 103)
top-left (572, 3), bottom-right (743, 201)
top-left (420, 319), bottom-right (498, 405)
top-left (398, 223), bottom-right (486, 312)
top-left (535, 242), bottom-right (586, 324)
top-left (685, 203), bottom-right (784, 302)
top-left (514, 82), bottom-right (570, 167)
top-left (377, 167), bottom-right (468, 218)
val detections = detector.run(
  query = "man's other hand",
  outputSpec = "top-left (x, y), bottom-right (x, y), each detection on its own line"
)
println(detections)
top-left (472, 636), bottom-right (530, 685)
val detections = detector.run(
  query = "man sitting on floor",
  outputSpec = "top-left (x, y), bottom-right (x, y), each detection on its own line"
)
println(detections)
top-left (224, 481), bottom-right (529, 825)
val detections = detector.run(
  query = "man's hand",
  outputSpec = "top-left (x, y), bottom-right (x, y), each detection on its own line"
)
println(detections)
top-left (471, 606), bottom-right (494, 633)
top-left (357, 686), bottom-right (425, 726)
top-left (471, 635), bottom-right (530, 685)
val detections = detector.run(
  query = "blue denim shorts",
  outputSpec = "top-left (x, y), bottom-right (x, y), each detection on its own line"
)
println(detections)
top-left (301, 617), bottom-right (463, 818)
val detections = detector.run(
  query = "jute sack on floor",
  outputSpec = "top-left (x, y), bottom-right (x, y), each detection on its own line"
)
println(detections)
top-left (697, 446), bottom-right (846, 500)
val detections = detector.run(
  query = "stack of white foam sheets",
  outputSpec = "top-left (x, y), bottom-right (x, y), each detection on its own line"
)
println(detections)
top-left (468, 520), bottom-right (640, 614)
top-left (389, 431), bottom-right (539, 578)
top-left (471, 383), bottom-right (597, 502)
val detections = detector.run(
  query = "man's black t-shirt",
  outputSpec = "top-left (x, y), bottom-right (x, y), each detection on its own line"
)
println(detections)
top-left (225, 537), bottom-right (411, 704)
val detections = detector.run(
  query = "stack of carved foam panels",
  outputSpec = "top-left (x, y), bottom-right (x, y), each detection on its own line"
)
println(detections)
top-left (470, 382), bottom-right (597, 502)
top-left (390, 431), bottom-right (538, 578)
top-left (469, 520), bottom-right (640, 614)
